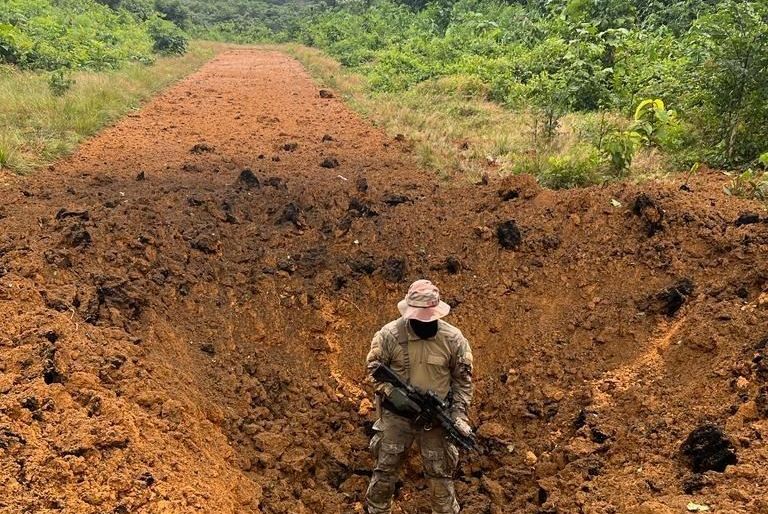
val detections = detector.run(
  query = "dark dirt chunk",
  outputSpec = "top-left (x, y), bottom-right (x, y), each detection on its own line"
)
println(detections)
top-left (190, 142), bottom-right (215, 154)
top-left (277, 202), bottom-right (306, 229)
top-left (394, 134), bottom-right (406, 142)
top-left (187, 196), bottom-right (204, 207)
top-left (348, 198), bottom-right (378, 218)
top-left (139, 472), bottom-right (155, 487)
top-left (42, 343), bottom-right (63, 385)
top-left (136, 171), bottom-right (146, 181)
top-left (238, 168), bottom-right (260, 189)
top-left (271, 155), bottom-right (280, 162)
top-left (382, 193), bottom-right (409, 206)
top-left (348, 256), bottom-right (376, 275)
top-left (632, 193), bottom-right (665, 236)
top-left (276, 258), bottom-right (296, 274)
top-left (333, 275), bottom-right (348, 290)
top-left (265, 176), bottom-right (287, 189)
top-left (182, 163), bottom-right (202, 173)
top-left (497, 220), bottom-right (522, 249)
top-left (756, 385), bottom-right (768, 417)
top-left (0, 428), bottom-right (26, 449)
top-left (282, 142), bottom-right (298, 152)
top-left (356, 177), bottom-right (368, 193)
top-left (682, 473), bottom-right (709, 494)
top-left (64, 223), bottom-right (92, 248)
top-left (321, 157), bottom-right (340, 169)
top-left (680, 423), bottom-right (737, 473)
top-left (55, 209), bottom-right (89, 221)
top-left (680, 183), bottom-right (693, 192)
top-left (200, 342), bottom-right (216, 355)
top-left (444, 256), bottom-right (462, 274)
top-left (319, 89), bottom-right (334, 99)
top-left (97, 278), bottom-right (146, 320)
top-left (190, 232), bottom-right (220, 254)
top-left (382, 257), bottom-right (407, 283)
top-left (498, 188), bottom-right (520, 202)
top-left (321, 134), bottom-right (335, 142)
top-left (735, 212), bottom-right (761, 227)
top-left (656, 279), bottom-right (695, 316)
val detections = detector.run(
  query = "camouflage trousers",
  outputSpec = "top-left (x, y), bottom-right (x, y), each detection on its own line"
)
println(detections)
top-left (366, 411), bottom-right (460, 514)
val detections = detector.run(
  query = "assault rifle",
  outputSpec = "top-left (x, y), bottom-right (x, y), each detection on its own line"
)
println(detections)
top-left (372, 362), bottom-right (477, 451)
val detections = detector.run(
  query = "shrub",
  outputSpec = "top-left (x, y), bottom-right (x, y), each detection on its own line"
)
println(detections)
top-left (724, 169), bottom-right (768, 201)
top-left (147, 16), bottom-right (188, 55)
top-left (540, 144), bottom-right (604, 189)
top-left (48, 69), bottom-right (75, 96)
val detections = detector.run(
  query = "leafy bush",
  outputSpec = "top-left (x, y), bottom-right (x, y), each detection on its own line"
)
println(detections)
top-left (0, 0), bottom-right (188, 71)
top-left (724, 169), bottom-right (768, 201)
top-left (540, 144), bottom-right (604, 189)
top-left (685, 0), bottom-right (768, 166)
top-left (147, 16), bottom-right (188, 54)
top-left (602, 130), bottom-right (641, 176)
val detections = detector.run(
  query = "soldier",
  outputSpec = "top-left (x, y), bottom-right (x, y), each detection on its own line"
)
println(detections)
top-left (365, 279), bottom-right (474, 514)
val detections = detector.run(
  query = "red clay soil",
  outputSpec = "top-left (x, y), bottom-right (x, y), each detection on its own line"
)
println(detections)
top-left (2, 49), bottom-right (768, 514)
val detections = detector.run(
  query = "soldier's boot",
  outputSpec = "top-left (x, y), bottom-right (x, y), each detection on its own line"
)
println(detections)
top-left (421, 428), bottom-right (461, 514)
top-left (366, 429), bottom-right (410, 514)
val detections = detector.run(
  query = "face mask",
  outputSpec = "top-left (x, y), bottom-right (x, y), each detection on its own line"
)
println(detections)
top-left (410, 319), bottom-right (438, 339)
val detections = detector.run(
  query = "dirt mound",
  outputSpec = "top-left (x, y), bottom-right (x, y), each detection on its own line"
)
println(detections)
top-left (1, 49), bottom-right (768, 514)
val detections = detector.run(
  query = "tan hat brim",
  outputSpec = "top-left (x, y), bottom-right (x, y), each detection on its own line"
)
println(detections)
top-left (397, 299), bottom-right (451, 322)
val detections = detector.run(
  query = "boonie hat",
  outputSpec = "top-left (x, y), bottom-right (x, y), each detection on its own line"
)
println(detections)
top-left (397, 279), bottom-right (451, 322)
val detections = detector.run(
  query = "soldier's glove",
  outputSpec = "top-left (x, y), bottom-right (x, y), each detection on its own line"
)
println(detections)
top-left (387, 387), bottom-right (421, 416)
top-left (452, 413), bottom-right (473, 437)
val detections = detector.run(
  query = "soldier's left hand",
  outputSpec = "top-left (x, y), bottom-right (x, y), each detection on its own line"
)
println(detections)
top-left (454, 417), bottom-right (473, 437)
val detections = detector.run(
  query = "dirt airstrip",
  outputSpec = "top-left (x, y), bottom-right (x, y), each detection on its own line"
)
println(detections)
top-left (1, 49), bottom-right (768, 514)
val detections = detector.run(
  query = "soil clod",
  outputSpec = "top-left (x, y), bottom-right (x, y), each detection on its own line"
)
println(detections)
top-left (238, 168), bottom-right (260, 189)
top-left (55, 208), bottom-right (89, 221)
top-left (319, 89), bottom-right (334, 98)
top-left (656, 279), bottom-right (695, 316)
top-left (632, 193), bottom-right (665, 236)
top-left (321, 134), bottom-right (335, 142)
top-left (348, 256), bottom-right (376, 275)
top-left (348, 197), bottom-right (378, 217)
top-left (735, 212), bottom-right (761, 226)
top-left (382, 257), bottom-right (407, 282)
top-left (444, 256), bottom-right (462, 274)
top-left (136, 171), bottom-right (146, 181)
top-left (681, 423), bottom-right (737, 473)
top-left (498, 188), bottom-right (520, 201)
top-left (64, 223), bottom-right (92, 247)
top-left (382, 193), bottom-right (409, 206)
top-left (356, 176), bottom-right (368, 193)
top-left (497, 220), bottom-right (522, 249)
top-left (321, 157), bottom-right (340, 169)
top-left (277, 202), bottom-right (307, 229)
top-left (190, 142), bottom-right (215, 154)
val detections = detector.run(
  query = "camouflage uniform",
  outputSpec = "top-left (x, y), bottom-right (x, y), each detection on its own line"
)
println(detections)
top-left (365, 317), bottom-right (474, 514)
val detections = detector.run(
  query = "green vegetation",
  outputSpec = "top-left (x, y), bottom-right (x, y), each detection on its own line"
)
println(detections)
top-left (0, 42), bottom-right (216, 173)
top-left (0, 0), bottom-right (189, 71)
top-left (0, 0), bottom-right (200, 173)
top-left (164, 0), bottom-right (768, 187)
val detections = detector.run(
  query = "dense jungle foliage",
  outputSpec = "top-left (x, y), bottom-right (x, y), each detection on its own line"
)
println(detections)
top-left (297, 0), bottom-right (768, 171)
top-left (0, 0), bottom-right (189, 71)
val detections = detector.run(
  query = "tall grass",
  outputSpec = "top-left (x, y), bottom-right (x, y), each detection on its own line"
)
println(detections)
top-left (0, 42), bottom-right (219, 174)
top-left (281, 44), bottom-right (671, 185)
